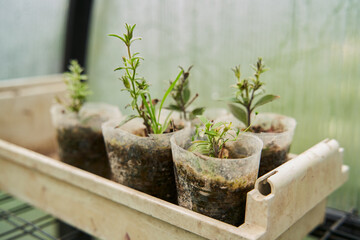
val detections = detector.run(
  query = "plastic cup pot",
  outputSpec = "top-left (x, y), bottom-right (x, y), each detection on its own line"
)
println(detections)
top-left (170, 128), bottom-right (263, 226)
top-left (50, 103), bottom-right (121, 178)
top-left (191, 108), bottom-right (229, 127)
top-left (102, 118), bottom-right (186, 203)
top-left (250, 113), bottom-right (296, 177)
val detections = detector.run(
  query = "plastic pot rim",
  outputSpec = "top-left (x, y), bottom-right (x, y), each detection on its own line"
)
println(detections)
top-left (170, 129), bottom-right (263, 164)
top-left (250, 112), bottom-right (297, 137)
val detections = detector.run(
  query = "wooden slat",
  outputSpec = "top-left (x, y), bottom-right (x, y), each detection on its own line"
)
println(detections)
top-left (0, 139), bottom-right (251, 240)
top-left (0, 137), bottom-right (348, 240)
top-left (0, 74), bottom-right (65, 154)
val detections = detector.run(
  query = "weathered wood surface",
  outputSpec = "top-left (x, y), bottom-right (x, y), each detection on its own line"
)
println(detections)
top-left (244, 139), bottom-right (348, 240)
top-left (0, 74), bottom-right (66, 154)
top-left (0, 76), bottom-right (349, 239)
top-left (0, 138), bottom-right (348, 240)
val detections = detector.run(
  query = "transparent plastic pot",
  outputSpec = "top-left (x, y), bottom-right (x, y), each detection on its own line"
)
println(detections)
top-left (50, 103), bottom-right (121, 178)
top-left (250, 113), bottom-right (297, 176)
top-left (102, 118), bottom-right (186, 203)
top-left (170, 128), bottom-right (263, 226)
top-left (191, 108), bottom-right (229, 126)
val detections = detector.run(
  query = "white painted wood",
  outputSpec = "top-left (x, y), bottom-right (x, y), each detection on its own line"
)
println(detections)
top-left (0, 74), bottom-right (66, 154)
top-left (0, 137), bottom-right (348, 240)
top-left (0, 77), bottom-right (349, 239)
top-left (277, 200), bottom-right (327, 240)
top-left (243, 139), bottom-right (349, 240)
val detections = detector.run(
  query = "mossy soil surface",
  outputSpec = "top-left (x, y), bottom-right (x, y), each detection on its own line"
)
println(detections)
top-left (57, 126), bottom-right (111, 178)
top-left (174, 161), bottom-right (257, 226)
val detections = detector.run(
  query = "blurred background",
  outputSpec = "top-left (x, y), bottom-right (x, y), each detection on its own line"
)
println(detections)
top-left (0, 0), bottom-right (359, 239)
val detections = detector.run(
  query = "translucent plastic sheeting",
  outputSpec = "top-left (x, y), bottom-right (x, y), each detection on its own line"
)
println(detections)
top-left (87, 0), bottom-right (360, 211)
top-left (0, 0), bottom-right (69, 80)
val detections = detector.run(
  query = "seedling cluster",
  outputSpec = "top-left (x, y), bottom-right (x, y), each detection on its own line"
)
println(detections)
top-left (167, 66), bottom-right (205, 120)
top-left (228, 58), bottom-right (279, 127)
top-left (110, 24), bottom-right (280, 159)
top-left (189, 116), bottom-right (240, 158)
top-left (110, 24), bottom-right (182, 135)
top-left (61, 60), bottom-right (92, 113)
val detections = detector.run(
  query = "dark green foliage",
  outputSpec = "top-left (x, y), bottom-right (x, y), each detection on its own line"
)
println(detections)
top-left (168, 66), bottom-right (205, 120)
top-left (228, 58), bottom-right (279, 127)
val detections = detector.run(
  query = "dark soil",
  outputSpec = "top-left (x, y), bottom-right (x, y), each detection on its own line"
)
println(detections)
top-left (250, 124), bottom-right (291, 177)
top-left (105, 136), bottom-right (177, 203)
top-left (56, 126), bottom-right (111, 178)
top-left (258, 143), bottom-right (290, 177)
top-left (250, 124), bottom-right (285, 133)
top-left (174, 161), bottom-right (257, 226)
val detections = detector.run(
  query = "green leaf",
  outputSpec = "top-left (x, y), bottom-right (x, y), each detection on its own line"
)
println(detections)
top-left (115, 115), bottom-right (139, 128)
top-left (108, 34), bottom-right (126, 43)
top-left (212, 121), bottom-right (225, 129)
top-left (205, 130), bottom-right (217, 136)
top-left (160, 111), bottom-right (173, 133)
top-left (166, 104), bottom-right (182, 111)
top-left (190, 107), bottom-right (205, 117)
top-left (114, 67), bottom-right (126, 71)
top-left (218, 96), bottom-right (244, 104)
top-left (252, 94), bottom-right (280, 110)
top-left (198, 115), bottom-right (209, 125)
top-left (228, 103), bottom-right (247, 125)
top-left (130, 37), bottom-right (142, 44)
top-left (140, 94), bottom-right (155, 123)
top-left (183, 87), bottom-right (190, 104)
top-left (157, 70), bottom-right (183, 121)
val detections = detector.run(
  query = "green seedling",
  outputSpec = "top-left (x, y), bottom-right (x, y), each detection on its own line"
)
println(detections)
top-left (228, 57), bottom-right (279, 127)
top-left (167, 66), bottom-right (205, 120)
top-left (188, 116), bottom-right (241, 159)
top-left (59, 60), bottom-right (92, 113)
top-left (109, 23), bottom-right (182, 135)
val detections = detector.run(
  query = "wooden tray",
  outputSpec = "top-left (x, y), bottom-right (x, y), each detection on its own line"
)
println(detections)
top-left (0, 75), bottom-right (349, 239)
top-left (0, 138), bottom-right (348, 240)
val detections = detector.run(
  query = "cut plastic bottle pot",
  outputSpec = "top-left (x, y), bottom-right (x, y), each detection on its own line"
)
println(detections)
top-left (170, 128), bottom-right (263, 226)
top-left (50, 103), bottom-right (121, 178)
top-left (251, 113), bottom-right (296, 176)
top-left (102, 118), bottom-right (185, 203)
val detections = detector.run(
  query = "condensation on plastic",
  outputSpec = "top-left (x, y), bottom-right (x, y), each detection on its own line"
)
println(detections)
top-left (102, 118), bottom-right (183, 203)
top-left (170, 128), bottom-right (263, 225)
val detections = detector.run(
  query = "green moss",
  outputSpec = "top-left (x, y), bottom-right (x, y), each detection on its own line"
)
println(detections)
top-left (174, 160), bottom-right (257, 226)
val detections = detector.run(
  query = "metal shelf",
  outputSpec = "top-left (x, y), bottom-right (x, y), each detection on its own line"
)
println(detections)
top-left (310, 208), bottom-right (360, 240)
top-left (0, 192), bottom-right (92, 240)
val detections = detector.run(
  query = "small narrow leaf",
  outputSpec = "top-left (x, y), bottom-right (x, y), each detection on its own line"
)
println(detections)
top-left (115, 115), bottom-right (138, 128)
top-left (183, 87), bottom-right (190, 104)
top-left (190, 107), bottom-right (205, 117)
top-left (228, 103), bottom-right (247, 126)
top-left (108, 34), bottom-right (126, 43)
top-left (212, 121), bottom-right (225, 129)
top-left (160, 111), bottom-right (173, 133)
top-left (166, 104), bottom-right (182, 111)
top-left (252, 94), bottom-right (280, 110)
top-left (205, 130), bottom-right (217, 136)
top-left (157, 70), bottom-right (183, 121)
top-left (198, 115), bottom-right (209, 125)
